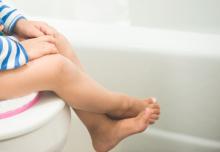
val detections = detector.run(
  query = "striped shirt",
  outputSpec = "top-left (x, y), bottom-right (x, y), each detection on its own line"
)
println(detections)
top-left (0, 0), bottom-right (28, 71)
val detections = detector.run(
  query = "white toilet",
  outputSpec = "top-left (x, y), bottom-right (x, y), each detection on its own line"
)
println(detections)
top-left (0, 92), bottom-right (71, 152)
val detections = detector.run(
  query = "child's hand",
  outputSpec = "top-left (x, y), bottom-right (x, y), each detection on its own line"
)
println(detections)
top-left (14, 19), bottom-right (56, 38)
top-left (20, 35), bottom-right (58, 60)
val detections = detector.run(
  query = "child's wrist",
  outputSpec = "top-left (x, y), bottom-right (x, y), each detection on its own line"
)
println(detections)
top-left (13, 18), bottom-right (27, 34)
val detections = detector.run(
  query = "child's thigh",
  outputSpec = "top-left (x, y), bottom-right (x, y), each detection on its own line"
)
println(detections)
top-left (0, 54), bottom-right (67, 99)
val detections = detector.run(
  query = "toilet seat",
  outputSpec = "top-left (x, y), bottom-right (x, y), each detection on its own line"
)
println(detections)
top-left (0, 92), bottom-right (67, 141)
top-left (0, 92), bottom-right (40, 119)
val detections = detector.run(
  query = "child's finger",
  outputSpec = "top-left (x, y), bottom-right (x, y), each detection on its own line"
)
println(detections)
top-left (28, 27), bottom-right (44, 37)
top-left (37, 35), bottom-right (56, 43)
top-left (38, 22), bottom-right (55, 35)
top-left (43, 42), bottom-right (58, 54)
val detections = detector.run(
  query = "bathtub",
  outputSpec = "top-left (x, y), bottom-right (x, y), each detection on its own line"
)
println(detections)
top-left (34, 17), bottom-right (220, 152)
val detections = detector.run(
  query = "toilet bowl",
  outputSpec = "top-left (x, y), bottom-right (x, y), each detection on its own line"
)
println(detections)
top-left (0, 92), bottom-right (71, 152)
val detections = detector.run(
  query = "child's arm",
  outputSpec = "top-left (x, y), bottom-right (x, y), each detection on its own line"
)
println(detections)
top-left (0, 35), bottom-right (59, 71)
top-left (0, 1), bottom-right (56, 71)
top-left (0, 0), bottom-right (25, 35)
top-left (0, 2), bottom-right (28, 71)
top-left (14, 19), bottom-right (55, 38)
top-left (0, 36), bottom-right (28, 71)
top-left (0, 0), bottom-right (52, 38)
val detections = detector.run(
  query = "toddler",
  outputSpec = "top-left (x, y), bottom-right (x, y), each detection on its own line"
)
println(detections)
top-left (0, 1), bottom-right (160, 151)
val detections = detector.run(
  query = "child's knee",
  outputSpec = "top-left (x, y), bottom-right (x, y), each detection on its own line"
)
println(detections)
top-left (44, 54), bottom-right (80, 83)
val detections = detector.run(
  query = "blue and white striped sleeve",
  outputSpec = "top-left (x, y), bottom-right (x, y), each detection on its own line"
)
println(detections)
top-left (0, 0), bottom-right (25, 35)
top-left (0, 36), bottom-right (28, 71)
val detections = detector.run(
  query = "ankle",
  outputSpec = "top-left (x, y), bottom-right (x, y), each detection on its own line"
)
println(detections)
top-left (110, 93), bottom-right (133, 116)
top-left (119, 94), bottom-right (133, 112)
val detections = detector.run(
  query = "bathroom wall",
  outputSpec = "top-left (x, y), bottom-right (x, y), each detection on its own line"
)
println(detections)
top-left (129, 0), bottom-right (220, 34)
top-left (7, 0), bottom-right (76, 20)
top-left (8, 0), bottom-right (220, 34)
top-left (71, 0), bottom-right (129, 24)
top-left (7, 0), bottom-right (129, 24)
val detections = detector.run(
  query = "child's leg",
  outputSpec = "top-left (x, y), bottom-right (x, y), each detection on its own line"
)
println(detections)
top-left (0, 55), bottom-right (114, 112)
top-left (53, 33), bottom-right (160, 119)
top-left (51, 33), bottom-right (160, 152)
top-left (0, 33), bottom-right (159, 151)
top-left (0, 54), bottom-right (155, 118)
top-left (0, 55), bottom-right (155, 152)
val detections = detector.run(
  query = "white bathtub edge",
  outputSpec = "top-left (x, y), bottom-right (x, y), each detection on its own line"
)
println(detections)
top-left (31, 16), bottom-right (220, 57)
top-left (147, 127), bottom-right (220, 149)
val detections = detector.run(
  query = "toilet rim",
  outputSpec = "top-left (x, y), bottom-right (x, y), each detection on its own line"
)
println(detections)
top-left (0, 92), bottom-right (68, 141)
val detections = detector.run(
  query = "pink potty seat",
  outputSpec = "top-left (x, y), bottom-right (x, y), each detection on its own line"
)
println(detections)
top-left (0, 92), bottom-right (41, 119)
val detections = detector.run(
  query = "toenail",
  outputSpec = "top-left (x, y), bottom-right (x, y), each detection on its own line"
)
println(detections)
top-left (151, 97), bottom-right (157, 103)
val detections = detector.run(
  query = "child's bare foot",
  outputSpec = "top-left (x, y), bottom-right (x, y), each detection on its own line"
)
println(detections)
top-left (89, 108), bottom-right (152, 152)
top-left (108, 95), bottom-right (160, 122)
